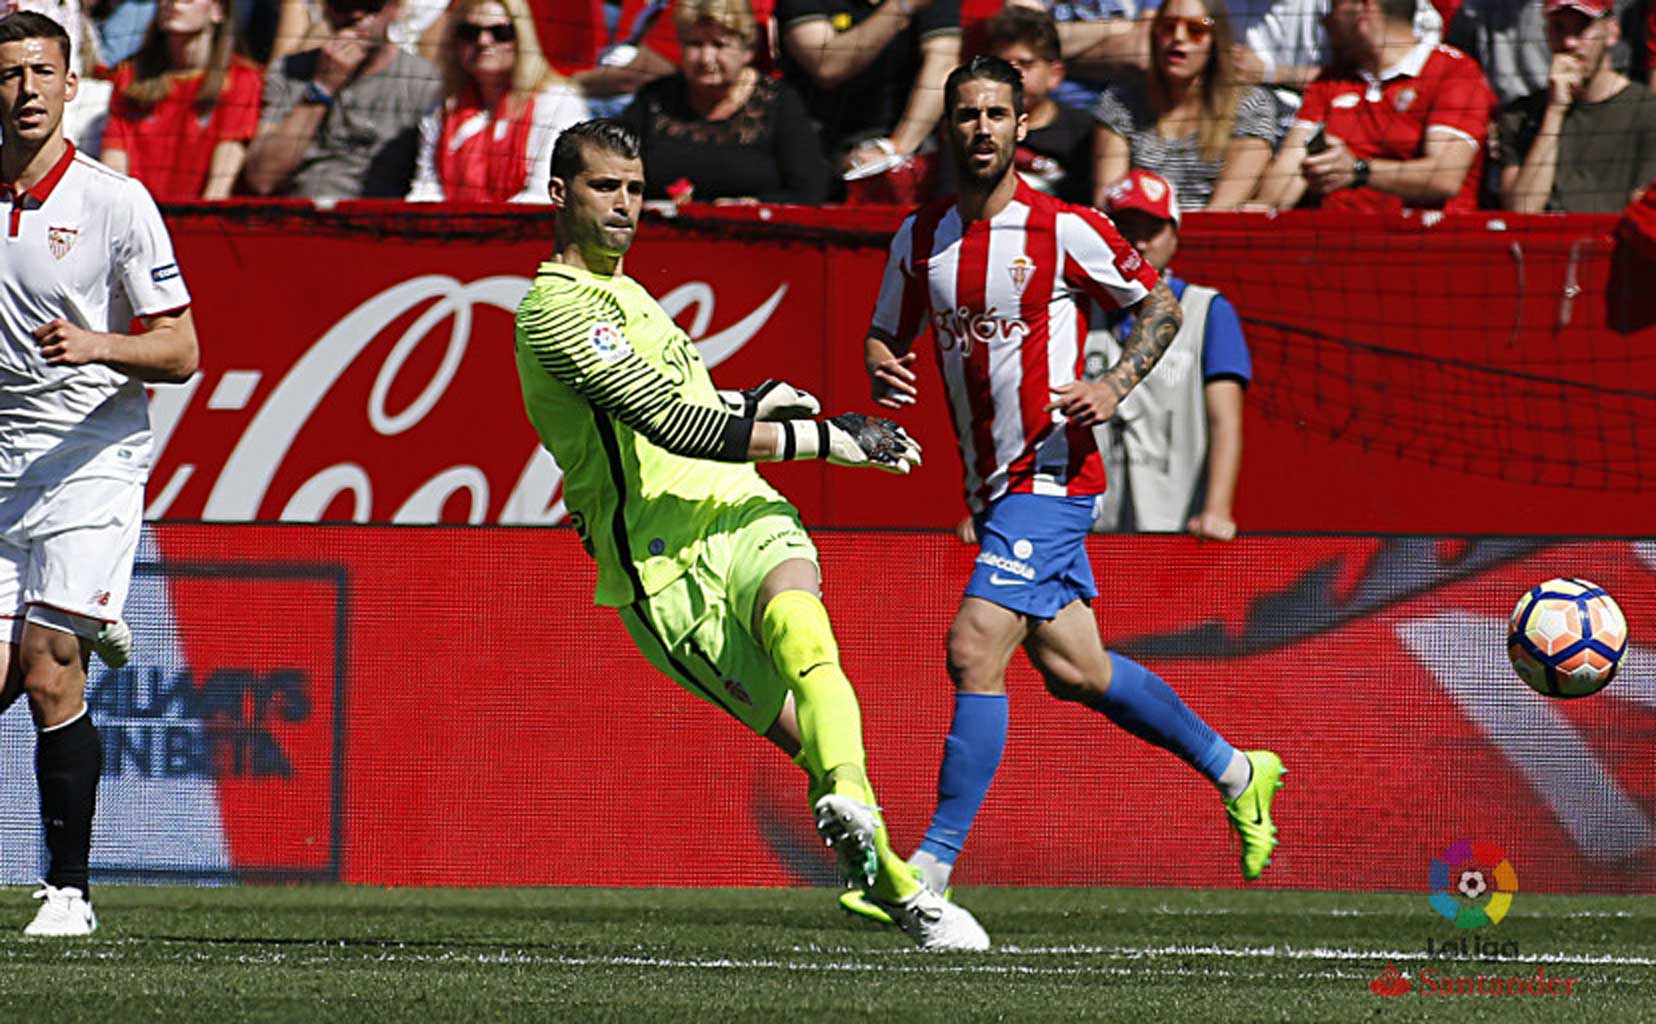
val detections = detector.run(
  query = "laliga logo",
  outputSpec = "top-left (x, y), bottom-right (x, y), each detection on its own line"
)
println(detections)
top-left (154, 276), bottom-right (785, 524)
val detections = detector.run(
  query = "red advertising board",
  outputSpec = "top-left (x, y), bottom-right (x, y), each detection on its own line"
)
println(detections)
top-left (149, 204), bottom-right (1656, 534)
top-left (127, 524), bottom-right (1656, 894)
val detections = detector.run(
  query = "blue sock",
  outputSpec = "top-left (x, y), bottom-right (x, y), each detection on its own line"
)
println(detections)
top-left (916, 692), bottom-right (1008, 863)
top-left (1090, 653), bottom-right (1234, 785)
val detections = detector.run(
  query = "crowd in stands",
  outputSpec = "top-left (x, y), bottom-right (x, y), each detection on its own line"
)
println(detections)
top-left (3, 0), bottom-right (1649, 209)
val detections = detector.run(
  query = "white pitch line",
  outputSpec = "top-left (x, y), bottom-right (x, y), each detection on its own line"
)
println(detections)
top-left (998, 944), bottom-right (1656, 968)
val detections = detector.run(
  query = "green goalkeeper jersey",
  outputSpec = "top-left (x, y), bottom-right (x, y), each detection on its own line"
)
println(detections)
top-left (515, 261), bottom-right (783, 608)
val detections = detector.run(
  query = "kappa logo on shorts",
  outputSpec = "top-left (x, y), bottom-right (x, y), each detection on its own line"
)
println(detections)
top-left (47, 226), bottom-right (79, 260)
top-left (588, 321), bottom-right (631, 364)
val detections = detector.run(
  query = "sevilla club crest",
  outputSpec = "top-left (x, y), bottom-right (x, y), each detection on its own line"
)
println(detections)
top-left (47, 225), bottom-right (79, 260)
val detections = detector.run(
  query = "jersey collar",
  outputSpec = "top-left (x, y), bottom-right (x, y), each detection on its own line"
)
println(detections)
top-left (0, 140), bottom-right (76, 206)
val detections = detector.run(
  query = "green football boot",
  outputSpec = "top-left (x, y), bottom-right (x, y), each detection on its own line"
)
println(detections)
top-left (838, 862), bottom-right (952, 926)
top-left (1224, 750), bottom-right (1286, 880)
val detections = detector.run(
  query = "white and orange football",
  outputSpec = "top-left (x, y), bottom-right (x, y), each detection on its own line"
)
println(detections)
top-left (1508, 578), bottom-right (1628, 699)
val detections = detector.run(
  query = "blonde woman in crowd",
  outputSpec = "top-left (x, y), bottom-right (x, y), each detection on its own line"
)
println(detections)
top-left (405, 0), bottom-right (585, 202)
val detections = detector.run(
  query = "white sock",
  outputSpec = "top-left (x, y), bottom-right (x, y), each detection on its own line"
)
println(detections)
top-left (909, 850), bottom-right (952, 893)
top-left (1216, 750), bottom-right (1253, 801)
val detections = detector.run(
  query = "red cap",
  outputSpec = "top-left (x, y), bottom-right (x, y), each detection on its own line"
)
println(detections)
top-left (1544, 0), bottom-right (1611, 17)
top-left (1101, 169), bottom-right (1181, 228)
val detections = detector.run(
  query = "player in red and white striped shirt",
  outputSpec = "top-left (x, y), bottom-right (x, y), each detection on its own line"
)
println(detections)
top-left (842, 56), bottom-right (1285, 925)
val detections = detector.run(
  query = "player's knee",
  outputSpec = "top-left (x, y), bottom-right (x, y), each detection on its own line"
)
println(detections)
top-left (946, 622), bottom-right (1000, 693)
top-left (761, 590), bottom-right (840, 674)
top-left (1036, 656), bottom-right (1103, 704)
top-left (19, 627), bottom-right (85, 698)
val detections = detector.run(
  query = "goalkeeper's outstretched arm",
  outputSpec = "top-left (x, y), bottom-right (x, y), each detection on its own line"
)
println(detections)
top-left (518, 295), bottom-right (919, 471)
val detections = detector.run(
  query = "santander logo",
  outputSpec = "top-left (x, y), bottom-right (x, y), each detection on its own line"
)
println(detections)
top-left (146, 275), bottom-right (787, 525)
top-left (1370, 962), bottom-right (1411, 998)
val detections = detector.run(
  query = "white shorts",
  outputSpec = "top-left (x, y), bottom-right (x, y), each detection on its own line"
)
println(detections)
top-left (0, 475), bottom-right (143, 642)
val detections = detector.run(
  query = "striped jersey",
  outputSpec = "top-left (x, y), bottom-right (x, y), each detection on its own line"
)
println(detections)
top-left (515, 261), bottom-right (781, 608)
top-left (869, 180), bottom-right (1157, 512)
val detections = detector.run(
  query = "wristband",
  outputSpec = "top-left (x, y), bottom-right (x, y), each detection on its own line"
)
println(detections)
top-left (302, 80), bottom-right (335, 107)
top-left (779, 420), bottom-right (829, 461)
top-left (1351, 159), bottom-right (1370, 188)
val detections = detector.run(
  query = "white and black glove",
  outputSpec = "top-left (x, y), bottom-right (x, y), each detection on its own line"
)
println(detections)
top-left (718, 380), bottom-right (821, 421)
top-left (776, 413), bottom-right (923, 474)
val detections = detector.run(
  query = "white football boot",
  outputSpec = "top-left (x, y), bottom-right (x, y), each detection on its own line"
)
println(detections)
top-left (878, 887), bottom-right (991, 952)
top-left (812, 793), bottom-right (881, 888)
top-left (92, 620), bottom-right (132, 670)
top-left (24, 882), bottom-right (97, 937)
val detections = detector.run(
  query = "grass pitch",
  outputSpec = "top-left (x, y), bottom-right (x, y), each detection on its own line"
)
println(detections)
top-left (3, 886), bottom-right (1652, 1022)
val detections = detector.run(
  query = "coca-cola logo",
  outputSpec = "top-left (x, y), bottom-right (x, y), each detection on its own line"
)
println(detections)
top-left (148, 275), bottom-right (788, 525)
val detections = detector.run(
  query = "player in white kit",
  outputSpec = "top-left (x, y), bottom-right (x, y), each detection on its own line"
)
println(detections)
top-left (0, 10), bottom-right (199, 936)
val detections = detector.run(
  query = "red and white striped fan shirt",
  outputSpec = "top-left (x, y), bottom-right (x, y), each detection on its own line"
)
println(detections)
top-left (869, 181), bottom-right (1157, 512)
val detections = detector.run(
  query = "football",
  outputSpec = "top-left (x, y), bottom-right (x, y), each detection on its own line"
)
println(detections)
top-left (1507, 578), bottom-right (1628, 699)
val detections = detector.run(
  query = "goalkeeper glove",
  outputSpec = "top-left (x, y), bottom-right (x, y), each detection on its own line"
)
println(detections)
top-left (776, 413), bottom-right (922, 474)
top-left (718, 380), bottom-right (821, 421)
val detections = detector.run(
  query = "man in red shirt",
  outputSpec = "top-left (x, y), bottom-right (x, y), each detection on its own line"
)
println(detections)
top-left (1257, 0), bottom-right (1495, 213)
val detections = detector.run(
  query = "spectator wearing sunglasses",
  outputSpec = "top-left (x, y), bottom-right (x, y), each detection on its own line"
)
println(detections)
top-left (101, 0), bottom-right (265, 199)
top-left (1091, 0), bottom-right (1278, 209)
top-left (619, 0), bottom-right (830, 204)
top-left (405, 0), bottom-right (585, 202)
top-left (244, 0), bottom-right (441, 197)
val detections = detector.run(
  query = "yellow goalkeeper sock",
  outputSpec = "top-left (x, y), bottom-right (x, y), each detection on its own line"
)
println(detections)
top-left (761, 591), bottom-right (866, 779)
top-left (766, 593), bottom-right (915, 904)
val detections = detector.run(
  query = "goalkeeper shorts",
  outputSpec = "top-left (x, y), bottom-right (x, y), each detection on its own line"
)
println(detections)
top-left (964, 492), bottom-right (1098, 620)
top-left (618, 498), bottom-right (819, 734)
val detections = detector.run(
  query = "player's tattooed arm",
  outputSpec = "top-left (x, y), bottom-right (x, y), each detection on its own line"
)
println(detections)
top-left (1046, 279), bottom-right (1182, 429)
top-left (1102, 278), bottom-right (1182, 399)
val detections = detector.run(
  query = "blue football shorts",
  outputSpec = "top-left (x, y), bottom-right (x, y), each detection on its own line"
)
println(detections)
top-left (963, 492), bottom-right (1099, 620)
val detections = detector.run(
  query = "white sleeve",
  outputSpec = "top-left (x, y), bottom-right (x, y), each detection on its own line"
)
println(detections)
top-left (512, 86), bottom-right (589, 205)
top-left (868, 216), bottom-right (921, 345)
top-left (1056, 208), bottom-right (1154, 313)
top-left (406, 103), bottom-right (445, 202)
top-left (113, 178), bottom-right (191, 316)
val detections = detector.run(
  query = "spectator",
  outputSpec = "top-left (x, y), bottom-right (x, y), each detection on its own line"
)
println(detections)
top-left (1255, 0), bottom-right (1494, 212)
top-left (1500, 0), bottom-right (1656, 211)
top-left (100, 0), bottom-right (263, 200)
top-left (94, 0), bottom-right (160, 66)
top-left (1236, 0), bottom-right (1441, 127)
top-left (776, 0), bottom-right (961, 180)
top-left (1086, 169), bottom-right (1250, 539)
top-left (981, 4), bottom-right (1096, 201)
top-left (618, 0), bottom-right (830, 203)
top-left (405, 0), bottom-right (584, 202)
top-left (1006, 0), bottom-right (1152, 110)
top-left (1091, 0), bottom-right (1278, 209)
top-left (243, 0), bottom-right (441, 198)
top-left (271, 0), bottom-right (445, 61)
top-left (1445, 0), bottom-right (1638, 106)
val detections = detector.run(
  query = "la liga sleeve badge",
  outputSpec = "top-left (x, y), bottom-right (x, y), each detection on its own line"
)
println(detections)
top-left (589, 321), bottom-right (631, 363)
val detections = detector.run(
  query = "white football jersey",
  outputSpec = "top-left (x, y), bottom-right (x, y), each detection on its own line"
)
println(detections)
top-left (0, 144), bottom-right (191, 487)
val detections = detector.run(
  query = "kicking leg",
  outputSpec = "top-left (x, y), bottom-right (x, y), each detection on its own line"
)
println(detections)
top-left (1025, 601), bottom-right (1283, 879)
top-left (753, 560), bottom-right (914, 901)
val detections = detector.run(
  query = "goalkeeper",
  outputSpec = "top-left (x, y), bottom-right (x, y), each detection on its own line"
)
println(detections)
top-left (514, 120), bottom-right (989, 953)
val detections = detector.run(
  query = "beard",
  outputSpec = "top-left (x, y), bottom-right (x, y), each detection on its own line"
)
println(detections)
top-left (954, 139), bottom-right (1016, 188)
